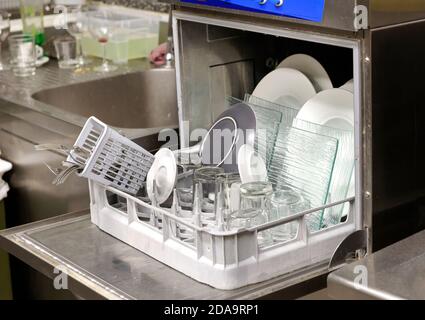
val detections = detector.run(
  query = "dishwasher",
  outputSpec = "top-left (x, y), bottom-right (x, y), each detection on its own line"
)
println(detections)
top-left (161, 0), bottom-right (425, 290)
top-left (2, 0), bottom-right (425, 299)
top-left (87, 0), bottom-right (425, 291)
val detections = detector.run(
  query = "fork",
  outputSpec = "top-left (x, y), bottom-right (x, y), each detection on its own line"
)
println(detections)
top-left (52, 165), bottom-right (81, 185)
top-left (36, 144), bottom-right (88, 166)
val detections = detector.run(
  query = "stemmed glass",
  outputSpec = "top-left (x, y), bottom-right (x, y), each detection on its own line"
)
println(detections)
top-left (87, 9), bottom-right (117, 72)
top-left (67, 5), bottom-right (92, 67)
top-left (0, 11), bottom-right (11, 71)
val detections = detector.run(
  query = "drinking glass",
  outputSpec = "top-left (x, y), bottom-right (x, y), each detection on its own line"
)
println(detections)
top-left (270, 186), bottom-right (309, 243)
top-left (0, 11), bottom-right (10, 71)
top-left (87, 10), bottom-right (117, 72)
top-left (192, 166), bottom-right (224, 223)
top-left (8, 34), bottom-right (36, 77)
top-left (214, 172), bottom-right (241, 230)
top-left (67, 5), bottom-right (92, 66)
top-left (175, 170), bottom-right (195, 211)
top-left (19, 0), bottom-right (45, 46)
top-left (229, 182), bottom-right (273, 247)
top-left (54, 37), bottom-right (79, 69)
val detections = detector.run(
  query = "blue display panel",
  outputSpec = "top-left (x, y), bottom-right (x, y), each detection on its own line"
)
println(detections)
top-left (181, 0), bottom-right (325, 22)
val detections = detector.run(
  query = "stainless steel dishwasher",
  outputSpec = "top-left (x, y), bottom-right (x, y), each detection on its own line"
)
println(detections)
top-left (168, 0), bottom-right (425, 287)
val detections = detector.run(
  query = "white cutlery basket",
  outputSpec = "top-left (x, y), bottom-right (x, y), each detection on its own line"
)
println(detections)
top-left (89, 179), bottom-right (357, 290)
top-left (67, 117), bottom-right (154, 196)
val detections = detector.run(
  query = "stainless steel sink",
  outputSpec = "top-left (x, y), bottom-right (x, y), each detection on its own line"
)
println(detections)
top-left (31, 68), bottom-right (178, 129)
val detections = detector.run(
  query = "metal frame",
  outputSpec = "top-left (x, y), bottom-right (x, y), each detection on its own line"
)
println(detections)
top-left (171, 0), bottom-right (425, 31)
top-left (171, 0), bottom-right (360, 31)
top-left (172, 10), bottom-right (370, 257)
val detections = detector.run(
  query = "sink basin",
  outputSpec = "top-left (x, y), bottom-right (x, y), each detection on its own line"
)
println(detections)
top-left (32, 68), bottom-right (178, 129)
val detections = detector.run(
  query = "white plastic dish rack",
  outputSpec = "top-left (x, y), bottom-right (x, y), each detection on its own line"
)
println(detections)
top-left (89, 179), bottom-right (357, 290)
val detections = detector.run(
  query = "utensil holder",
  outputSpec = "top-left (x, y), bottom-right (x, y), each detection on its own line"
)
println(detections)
top-left (67, 116), bottom-right (154, 195)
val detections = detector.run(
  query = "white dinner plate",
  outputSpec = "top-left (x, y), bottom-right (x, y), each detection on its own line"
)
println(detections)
top-left (251, 68), bottom-right (316, 110)
top-left (277, 54), bottom-right (333, 92)
top-left (296, 88), bottom-right (354, 130)
top-left (147, 148), bottom-right (177, 205)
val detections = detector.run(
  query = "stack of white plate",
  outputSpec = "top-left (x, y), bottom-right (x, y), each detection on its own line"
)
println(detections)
top-left (250, 54), bottom-right (355, 227)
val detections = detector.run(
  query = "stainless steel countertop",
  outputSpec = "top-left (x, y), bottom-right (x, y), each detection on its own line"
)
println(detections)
top-left (327, 229), bottom-right (425, 300)
top-left (0, 58), bottom-right (166, 140)
top-left (0, 211), bottom-right (330, 300)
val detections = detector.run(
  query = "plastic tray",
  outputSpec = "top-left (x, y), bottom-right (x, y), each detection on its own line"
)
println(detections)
top-left (89, 179), bottom-right (357, 290)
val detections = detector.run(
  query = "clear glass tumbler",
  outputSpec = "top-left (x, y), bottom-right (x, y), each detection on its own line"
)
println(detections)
top-left (66, 4), bottom-right (92, 67)
top-left (54, 37), bottom-right (79, 69)
top-left (8, 34), bottom-right (36, 77)
top-left (215, 172), bottom-right (241, 230)
top-left (175, 169), bottom-right (195, 211)
top-left (229, 181), bottom-right (274, 247)
top-left (192, 166), bottom-right (224, 224)
top-left (270, 186), bottom-right (309, 243)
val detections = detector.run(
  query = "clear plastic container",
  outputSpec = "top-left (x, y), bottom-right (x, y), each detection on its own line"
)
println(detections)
top-left (79, 6), bottom-right (162, 61)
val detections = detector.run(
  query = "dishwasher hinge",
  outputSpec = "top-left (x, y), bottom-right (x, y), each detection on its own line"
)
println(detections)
top-left (328, 229), bottom-right (368, 271)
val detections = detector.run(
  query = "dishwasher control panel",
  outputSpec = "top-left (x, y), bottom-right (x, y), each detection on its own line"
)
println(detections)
top-left (180, 0), bottom-right (325, 22)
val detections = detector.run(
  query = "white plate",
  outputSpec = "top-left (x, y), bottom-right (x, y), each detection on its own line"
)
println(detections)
top-left (147, 148), bottom-right (177, 205)
top-left (238, 144), bottom-right (268, 184)
top-left (296, 88), bottom-right (355, 221)
top-left (296, 88), bottom-right (354, 130)
top-left (251, 68), bottom-right (316, 109)
top-left (340, 79), bottom-right (354, 93)
top-left (277, 54), bottom-right (333, 92)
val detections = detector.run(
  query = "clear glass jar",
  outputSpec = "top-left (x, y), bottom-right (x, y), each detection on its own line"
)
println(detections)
top-left (229, 181), bottom-right (273, 247)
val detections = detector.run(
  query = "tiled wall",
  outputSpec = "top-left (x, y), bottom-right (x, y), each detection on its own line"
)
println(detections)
top-left (101, 0), bottom-right (170, 13)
